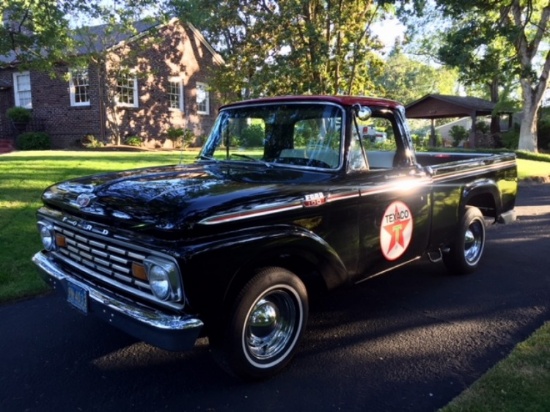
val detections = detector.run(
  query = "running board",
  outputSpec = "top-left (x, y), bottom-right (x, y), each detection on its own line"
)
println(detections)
top-left (354, 257), bottom-right (422, 285)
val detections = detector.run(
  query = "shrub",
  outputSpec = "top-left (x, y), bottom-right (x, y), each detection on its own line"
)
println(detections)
top-left (240, 125), bottom-right (265, 147)
top-left (7, 107), bottom-right (32, 123)
top-left (16, 132), bottom-right (51, 150)
top-left (81, 134), bottom-right (104, 148)
top-left (181, 129), bottom-right (195, 148)
top-left (124, 136), bottom-right (142, 147)
top-left (166, 127), bottom-right (184, 145)
top-left (475, 121), bottom-right (490, 134)
top-left (166, 128), bottom-right (195, 148)
top-left (501, 124), bottom-right (520, 149)
top-left (449, 125), bottom-right (469, 147)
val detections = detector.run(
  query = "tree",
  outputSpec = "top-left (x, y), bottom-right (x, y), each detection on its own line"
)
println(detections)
top-left (371, 41), bottom-right (458, 104)
top-left (399, 2), bottom-right (518, 139)
top-left (0, 0), bottom-right (72, 71)
top-left (429, 0), bottom-right (550, 152)
top-left (171, 0), bottom-right (390, 100)
top-left (1, 1), bottom-right (170, 145)
top-left (1, 1), bottom-right (168, 70)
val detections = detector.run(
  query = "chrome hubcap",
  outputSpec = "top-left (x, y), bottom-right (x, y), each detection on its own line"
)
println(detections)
top-left (464, 220), bottom-right (484, 264)
top-left (245, 290), bottom-right (297, 362)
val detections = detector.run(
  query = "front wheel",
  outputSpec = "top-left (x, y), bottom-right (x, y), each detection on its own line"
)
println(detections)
top-left (215, 267), bottom-right (308, 380)
top-left (443, 206), bottom-right (486, 275)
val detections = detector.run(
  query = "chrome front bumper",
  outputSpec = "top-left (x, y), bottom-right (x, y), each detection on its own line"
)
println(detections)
top-left (33, 251), bottom-right (203, 351)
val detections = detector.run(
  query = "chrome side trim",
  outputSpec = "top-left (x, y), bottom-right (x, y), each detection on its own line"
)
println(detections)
top-left (199, 200), bottom-right (303, 225)
top-left (432, 159), bottom-right (517, 183)
top-left (33, 252), bottom-right (203, 332)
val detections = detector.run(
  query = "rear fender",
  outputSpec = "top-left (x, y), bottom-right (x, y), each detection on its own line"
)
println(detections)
top-left (461, 179), bottom-right (501, 220)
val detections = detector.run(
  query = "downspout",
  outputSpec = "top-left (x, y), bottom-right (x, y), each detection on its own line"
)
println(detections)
top-left (97, 61), bottom-right (107, 142)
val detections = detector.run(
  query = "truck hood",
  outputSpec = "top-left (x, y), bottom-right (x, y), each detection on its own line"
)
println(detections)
top-left (42, 163), bottom-right (334, 233)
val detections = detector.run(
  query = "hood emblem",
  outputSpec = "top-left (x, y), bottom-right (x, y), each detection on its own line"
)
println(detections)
top-left (76, 194), bottom-right (95, 208)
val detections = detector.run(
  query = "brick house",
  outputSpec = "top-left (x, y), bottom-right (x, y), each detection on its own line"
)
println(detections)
top-left (0, 18), bottom-right (224, 149)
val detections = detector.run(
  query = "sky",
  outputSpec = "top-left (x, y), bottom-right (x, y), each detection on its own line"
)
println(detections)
top-left (372, 17), bottom-right (406, 52)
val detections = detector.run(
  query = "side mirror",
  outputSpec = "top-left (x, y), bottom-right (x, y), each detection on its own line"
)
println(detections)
top-left (353, 104), bottom-right (372, 121)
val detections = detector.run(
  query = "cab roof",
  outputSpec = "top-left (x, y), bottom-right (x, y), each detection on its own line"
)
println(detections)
top-left (220, 95), bottom-right (404, 111)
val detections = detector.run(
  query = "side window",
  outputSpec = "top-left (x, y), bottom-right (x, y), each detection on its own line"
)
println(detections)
top-left (350, 116), bottom-right (397, 170)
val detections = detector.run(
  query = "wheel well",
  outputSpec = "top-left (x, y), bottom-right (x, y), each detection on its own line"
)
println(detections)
top-left (222, 251), bottom-right (328, 311)
top-left (466, 193), bottom-right (497, 219)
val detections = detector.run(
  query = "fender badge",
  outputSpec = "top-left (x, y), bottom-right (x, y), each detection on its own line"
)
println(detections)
top-left (76, 194), bottom-right (94, 208)
top-left (303, 192), bottom-right (326, 207)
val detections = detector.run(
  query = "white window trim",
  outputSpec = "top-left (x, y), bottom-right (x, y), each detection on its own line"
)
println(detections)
top-left (69, 68), bottom-right (91, 107)
top-left (168, 76), bottom-right (184, 112)
top-left (115, 71), bottom-right (139, 108)
top-left (196, 82), bottom-right (210, 115)
top-left (13, 71), bottom-right (32, 109)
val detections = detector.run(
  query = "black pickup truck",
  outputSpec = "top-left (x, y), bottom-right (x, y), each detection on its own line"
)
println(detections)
top-left (33, 95), bottom-right (517, 379)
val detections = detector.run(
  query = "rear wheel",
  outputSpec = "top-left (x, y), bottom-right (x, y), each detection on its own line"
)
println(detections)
top-left (443, 206), bottom-right (486, 275)
top-left (214, 267), bottom-right (308, 380)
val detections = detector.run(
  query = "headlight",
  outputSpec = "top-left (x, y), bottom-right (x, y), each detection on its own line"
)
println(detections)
top-left (38, 221), bottom-right (57, 251)
top-left (144, 256), bottom-right (182, 302)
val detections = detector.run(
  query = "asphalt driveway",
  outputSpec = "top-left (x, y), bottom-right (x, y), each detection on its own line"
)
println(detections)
top-left (1, 183), bottom-right (549, 412)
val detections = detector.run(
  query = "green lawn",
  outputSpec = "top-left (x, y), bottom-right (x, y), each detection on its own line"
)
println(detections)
top-left (0, 150), bottom-right (549, 410)
top-left (441, 321), bottom-right (550, 412)
top-left (0, 150), bottom-right (197, 302)
top-left (517, 158), bottom-right (550, 180)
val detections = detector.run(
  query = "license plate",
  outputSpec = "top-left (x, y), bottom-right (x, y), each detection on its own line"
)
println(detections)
top-left (67, 281), bottom-right (88, 314)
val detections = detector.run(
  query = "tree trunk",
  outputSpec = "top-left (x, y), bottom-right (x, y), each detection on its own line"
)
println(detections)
top-left (517, 77), bottom-right (547, 152)
top-left (489, 76), bottom-right (500, 135)
top-left (510, 2), bottom-right (550, 152)
top-left (517, 84), bottom-right (538, 152)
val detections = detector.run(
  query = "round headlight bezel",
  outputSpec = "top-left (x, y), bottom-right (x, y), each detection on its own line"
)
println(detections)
top-left (148, 265), bottom-right (171, 300)
top-left (143, 256), bottom-right (182, 302)
top-left (38, 221), bottom-right (57, 251)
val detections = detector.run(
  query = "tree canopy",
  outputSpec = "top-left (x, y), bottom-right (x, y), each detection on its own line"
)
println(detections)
top-left (415, 0), bottom-right (550, 152)
top-left (371, 42), bottom-right (458, 104)
top-left (0, 0), bottom-right (168, 70)
top-left (3, 0), bottom-right (549, 152)
top-left (171, 0), bottom-right (393, 101)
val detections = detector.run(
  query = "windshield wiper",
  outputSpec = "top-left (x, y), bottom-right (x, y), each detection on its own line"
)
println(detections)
top-left (231, 153), bottom-right (272, 168)
top-left (197, 154), bottom-right (219, 162)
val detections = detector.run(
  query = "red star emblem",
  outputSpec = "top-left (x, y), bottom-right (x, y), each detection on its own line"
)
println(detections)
top-left (384, 205), bottom-right (411, 254)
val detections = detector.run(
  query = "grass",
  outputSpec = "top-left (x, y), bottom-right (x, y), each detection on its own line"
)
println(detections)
top-left (0, 150), bottom-right (549, 410)
top-left (517, 158), bottom-right (550, 180)
top-left (0, 150), bottom-right (197, 303)
top-left (441, 321), bottom-right (550, 412)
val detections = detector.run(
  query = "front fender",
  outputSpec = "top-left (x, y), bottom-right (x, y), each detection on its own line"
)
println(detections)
top-left (180, 224), bottom-right (349, 314)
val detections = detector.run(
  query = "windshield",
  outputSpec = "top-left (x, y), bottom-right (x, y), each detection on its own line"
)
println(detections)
top-left (199, 103), bottom-right (344, 170)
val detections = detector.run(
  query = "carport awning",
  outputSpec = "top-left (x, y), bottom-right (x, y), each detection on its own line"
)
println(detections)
top-left (405, 94), bottom-right (496, 119)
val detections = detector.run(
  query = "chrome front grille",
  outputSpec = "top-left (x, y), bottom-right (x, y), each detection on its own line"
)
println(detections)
top-left (48, 219), bottom-right (183, 310)
top-left (59, 228), bottom-right (148, 287)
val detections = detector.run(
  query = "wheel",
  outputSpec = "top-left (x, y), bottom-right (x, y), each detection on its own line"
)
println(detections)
top-left (443, 206), bottom-right (486, 275)
top-left (214, 267), bottom-right (308, 380)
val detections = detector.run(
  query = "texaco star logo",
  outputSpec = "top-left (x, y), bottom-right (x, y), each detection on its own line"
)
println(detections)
top-left (380, 201), bottom-right (413, 261)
